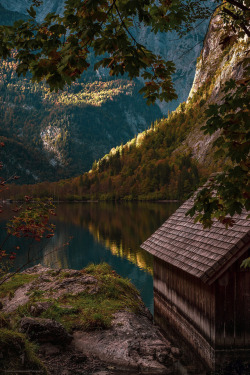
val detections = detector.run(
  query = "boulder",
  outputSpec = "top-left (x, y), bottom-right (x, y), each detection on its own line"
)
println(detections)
top-left (19, 317), bottom-right (72, 345)
top-left (0, 265), bottom-right (179, 374)
top-left (73, 311), bottom-right (173, 374)
top-left (30, 302), bottom-right (52, 317)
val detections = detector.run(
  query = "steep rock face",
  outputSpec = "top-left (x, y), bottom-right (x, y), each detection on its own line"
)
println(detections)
top-left (0, 4), bottom-right (28, 25)
top-left (136, 22), bottom-right (209, 113)
top-left (189, 15), bottom-right (247, 100)
top-left (179, 15), bottom-right (249, 166)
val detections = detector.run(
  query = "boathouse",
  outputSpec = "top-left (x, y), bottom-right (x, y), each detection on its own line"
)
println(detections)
top-left (141, 198), bottom-right (250, 369)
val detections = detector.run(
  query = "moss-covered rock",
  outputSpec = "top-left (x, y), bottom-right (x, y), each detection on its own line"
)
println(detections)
top-left (0, 264), bottom-right (174, 374)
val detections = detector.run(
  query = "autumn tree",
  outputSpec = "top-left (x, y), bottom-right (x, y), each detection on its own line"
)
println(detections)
top-left (0, 0), bottom-right (249, 224)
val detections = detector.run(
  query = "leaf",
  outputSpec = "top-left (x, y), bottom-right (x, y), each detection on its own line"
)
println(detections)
top-left (241, 257), bottom-right (250, 269)
top-left (27, 6), bottom-right (36, 18)
top-left (214, 149), bottom-right (226, 159)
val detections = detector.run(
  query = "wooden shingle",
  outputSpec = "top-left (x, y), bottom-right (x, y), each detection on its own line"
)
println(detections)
top-left (141, 197), bottom-right (250, 284)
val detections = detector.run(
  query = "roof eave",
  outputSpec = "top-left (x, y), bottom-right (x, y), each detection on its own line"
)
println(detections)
top-left (205, 241), bottom-right (250, 285)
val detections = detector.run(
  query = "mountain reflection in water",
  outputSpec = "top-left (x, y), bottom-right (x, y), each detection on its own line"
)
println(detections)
top-left (8, 201), bottom-right (179, 312)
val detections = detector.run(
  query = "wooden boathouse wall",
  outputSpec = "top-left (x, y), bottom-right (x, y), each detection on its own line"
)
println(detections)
top-left (214, 253), bottom-right (250, 354)
top-left (154, 257), bottom-right (216, 367)
top-left (153, 252), bottom-right (250, 369)
top-left (141, 198), bottom-right (250, 370)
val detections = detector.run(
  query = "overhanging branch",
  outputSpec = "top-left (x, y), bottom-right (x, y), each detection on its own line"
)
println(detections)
top-left (223, 7), bottom-right (250, 37)
top-left (226, 0), bottom-right (250, 13)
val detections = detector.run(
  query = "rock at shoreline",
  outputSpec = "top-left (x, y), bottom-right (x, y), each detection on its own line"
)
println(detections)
top-left (73, 311), bottom-right (173, 374)
top-left (20, 317), bottom-right (73, 345)
top-left (0, 264), bottom-right (178, 374)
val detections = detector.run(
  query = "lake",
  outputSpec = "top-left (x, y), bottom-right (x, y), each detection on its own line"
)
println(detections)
top-left (7, 201), bottom-right (179, 313)
top-left (2, 201), bottom-right (248, 374)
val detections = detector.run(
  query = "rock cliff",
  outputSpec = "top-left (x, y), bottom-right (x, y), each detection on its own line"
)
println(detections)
top-left (178, 14), bottom-right (249, 166)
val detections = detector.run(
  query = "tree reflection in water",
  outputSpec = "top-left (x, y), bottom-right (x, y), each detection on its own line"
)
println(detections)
top-left (5, 201), bottom-right (179, 312)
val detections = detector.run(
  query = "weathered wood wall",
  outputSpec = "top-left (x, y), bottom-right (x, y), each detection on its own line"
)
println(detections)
top-left (153, 253), bottom-right (250, 369)
top-left (215, 253), bottom-right (250, 350)
top-left (154, 257), bottom-right (216, 367)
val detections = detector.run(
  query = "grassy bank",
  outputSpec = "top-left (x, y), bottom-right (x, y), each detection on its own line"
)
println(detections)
top-left (0, 263), bottom-right (143, 373)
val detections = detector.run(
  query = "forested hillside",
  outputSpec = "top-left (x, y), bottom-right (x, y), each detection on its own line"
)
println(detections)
top-left (10, 97), bottom-right (209, 201)
top-left (0, 54), bottom-right (160, 182)
top-left (0, 6), bottom-right (161, 183)
top-left (7, 13), bottom-right (248, 202)
top-left (0, 0), bottom-right (210, 183)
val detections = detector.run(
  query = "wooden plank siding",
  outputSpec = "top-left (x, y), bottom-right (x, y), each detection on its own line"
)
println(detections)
top-left (154, 258), bottom-right (216, 343)
top-left (153, 253), bottom-right (250, 369)
top-left (141, 192), bottom-right (250, 369)
top-left (215, 253), bottom-right (250, 349)
top-left (154, 291), bottom-right (216, 369)
top-left (153, 257), bottom-right (216, 367)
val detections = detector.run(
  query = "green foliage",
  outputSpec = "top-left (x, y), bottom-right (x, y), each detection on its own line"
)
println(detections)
top-left (241, 257), bottom-right (250, 269)
top-left (0, 1), bottom-right (214, 103)
top-left (0, 1), bottom-right (247, 103)
top-left (187, 73), bottom-right (250, 227)
top-left (216, 0), bottom-right (250, 38)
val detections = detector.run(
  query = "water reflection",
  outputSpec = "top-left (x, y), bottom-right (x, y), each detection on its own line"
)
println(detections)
top-left (1, 201), bottom-right (179, 312)
top-left (52, 201), bottom-right (179, 274)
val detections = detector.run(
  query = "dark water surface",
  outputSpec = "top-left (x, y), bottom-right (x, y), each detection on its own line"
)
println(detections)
top-left (2, 202), bottom-right (248, 374)
top-left (10, 201), bottom-right (179, 313)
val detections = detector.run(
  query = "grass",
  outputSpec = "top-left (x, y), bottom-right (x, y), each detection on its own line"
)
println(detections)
top-left (0, 263), bottom-right (143, 333)
top-left (0, 328), bottom-right (47, 374)
top-left (0, 274), bottom-right (38, 299)
top-left (38, 263), bottom-right (142, 331)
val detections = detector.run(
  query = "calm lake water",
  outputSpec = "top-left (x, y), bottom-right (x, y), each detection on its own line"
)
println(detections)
top-left (8, 201), bottom-right (179, 313)
top-left (2, 201), bottom-right (248, 374)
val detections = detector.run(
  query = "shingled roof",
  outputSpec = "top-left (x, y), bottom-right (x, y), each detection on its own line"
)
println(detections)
top-left (141, 199), bottom-right (250, 284)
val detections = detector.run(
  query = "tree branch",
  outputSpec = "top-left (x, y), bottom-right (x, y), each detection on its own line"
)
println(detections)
top-left (0, 241), bottom-right (68, 286)
top-left (79, 0), bottom-right (117, 50)
top-left (223, 7), bottom-right (250, 37)
top-left (114, 2), bottom-right (140, 49)
top-left (226, 0), bottom-right (250, 13)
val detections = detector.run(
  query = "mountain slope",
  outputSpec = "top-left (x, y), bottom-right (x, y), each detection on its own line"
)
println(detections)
top-left (11, 14), bottom-right (248, 201)
top-left (0, 4), bottom-right (28, 25)
top-left (0, 2), bottom-right (220, 186)
top-left (178, 14), bottom-right (248, 166)
top-left (0, 57), bottom-right (161, 183)
top-left (0, 4), bottom-right (162, 183)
